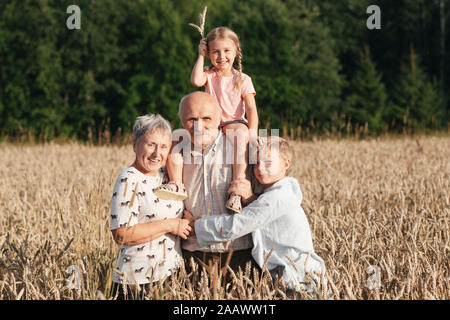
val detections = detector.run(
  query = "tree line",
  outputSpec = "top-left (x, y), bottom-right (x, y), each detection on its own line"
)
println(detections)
top-left (0, 0), bottom-right (448, 141)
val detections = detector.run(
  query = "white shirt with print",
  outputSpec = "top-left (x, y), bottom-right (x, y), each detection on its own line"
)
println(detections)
top-left (110, 166), bottom-right (184, 285)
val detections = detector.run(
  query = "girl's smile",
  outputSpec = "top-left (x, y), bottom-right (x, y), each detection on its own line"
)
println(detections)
top-left (208, 39), bottom-right (237, 76)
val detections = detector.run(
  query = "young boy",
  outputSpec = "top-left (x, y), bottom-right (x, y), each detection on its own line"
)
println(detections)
top-left (189, 136), bottom-right (327, 294)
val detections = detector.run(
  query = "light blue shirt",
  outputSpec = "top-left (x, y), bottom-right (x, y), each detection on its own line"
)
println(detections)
top-left (195, 177), bottom-right (326, 290)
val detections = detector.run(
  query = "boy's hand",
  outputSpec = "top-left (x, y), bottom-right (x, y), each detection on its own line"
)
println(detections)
top-left (228, 179), bottom-right (255, 206)
top-left (198, 38), bottom-right (207, 58)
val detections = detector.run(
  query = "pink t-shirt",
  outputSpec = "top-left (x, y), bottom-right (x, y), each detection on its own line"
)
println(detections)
top-left (204, 67), bottom-right (256, 123)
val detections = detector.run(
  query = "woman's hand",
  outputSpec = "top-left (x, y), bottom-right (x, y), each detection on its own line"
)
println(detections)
top-left (170, 218), bottom-right (192, 240)
top-left (198, 38), bottom-right (207, 58)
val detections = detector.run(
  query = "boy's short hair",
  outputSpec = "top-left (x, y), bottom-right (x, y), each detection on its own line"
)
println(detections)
top-left (257, 136), bottom-right (294, 175)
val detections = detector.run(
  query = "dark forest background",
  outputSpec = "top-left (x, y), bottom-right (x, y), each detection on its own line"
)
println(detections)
top-left (0, 0), bottom-right (449, 141)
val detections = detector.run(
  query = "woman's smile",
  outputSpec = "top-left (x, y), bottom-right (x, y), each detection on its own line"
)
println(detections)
top-left (133, 130), bottom-right (171, 176)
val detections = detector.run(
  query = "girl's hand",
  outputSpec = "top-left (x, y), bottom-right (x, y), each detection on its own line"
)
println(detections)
top-left (171, 218), bottom-right (192, 240)
top-left (228, 179), bottom-right (255, 206)
top-left (198, 38), bottom-right (207, 58)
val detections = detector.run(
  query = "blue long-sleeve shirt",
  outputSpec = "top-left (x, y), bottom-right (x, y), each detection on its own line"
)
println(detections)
top-left (195, 177), bottom-right (326, 290)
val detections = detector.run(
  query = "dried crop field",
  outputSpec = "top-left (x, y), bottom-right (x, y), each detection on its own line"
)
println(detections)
top-left (0, 136), bottom-right (449, 300)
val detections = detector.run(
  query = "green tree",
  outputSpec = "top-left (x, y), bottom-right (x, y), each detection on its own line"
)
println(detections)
top-left (314, 0), bottom-right (371, 66)
top-left (344, 46), bottom-right (388, 133)
top-left (0, 0), bottom-right (447, 140)
top-left (59, 0), bottom-right (128, 139)
top-left (227, 0), bottom-right (298, 128)
top-left (391, 48), bottom-right (446, 130)
top-left (220, 0), bottom-right (344, 131)
top-left (0, 1), bottom-right (42, 136)
top-left (119, 0), bottom-right (196, 131)
top-left (284, 0), bottom-right (343, 130)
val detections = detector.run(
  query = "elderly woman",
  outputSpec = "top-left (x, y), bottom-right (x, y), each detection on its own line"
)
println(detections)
top-left (110, 113), bottom-right (191, 300)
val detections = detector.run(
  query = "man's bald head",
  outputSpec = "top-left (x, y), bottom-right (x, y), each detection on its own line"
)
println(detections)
top-left (177, 91), bottom-right (221, 150)
top-left (178, 91), bottom-right (221, 120)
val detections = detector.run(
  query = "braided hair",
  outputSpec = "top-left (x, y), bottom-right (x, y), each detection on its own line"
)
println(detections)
top-left (205, 27), bottom-right (243, 90)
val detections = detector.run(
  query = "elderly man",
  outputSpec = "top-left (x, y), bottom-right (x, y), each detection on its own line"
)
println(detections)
top-left (173, 91), bottom-right (261, 274)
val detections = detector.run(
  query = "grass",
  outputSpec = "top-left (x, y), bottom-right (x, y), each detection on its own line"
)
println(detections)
top-left (0, 135), bottom-right (449, 299)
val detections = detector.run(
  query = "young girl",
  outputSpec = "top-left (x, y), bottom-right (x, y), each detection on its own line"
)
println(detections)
top-left (155, 26), bottom-right (258, 213)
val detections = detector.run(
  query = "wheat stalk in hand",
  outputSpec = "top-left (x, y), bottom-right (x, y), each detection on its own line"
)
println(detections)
top-left (189, 6), bottom-right (207, 37)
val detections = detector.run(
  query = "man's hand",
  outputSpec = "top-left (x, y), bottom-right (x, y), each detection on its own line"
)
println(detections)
top-left (227, 178), bottom-right (255, 206)
top-left (183, 210), bottom-right (201, 237)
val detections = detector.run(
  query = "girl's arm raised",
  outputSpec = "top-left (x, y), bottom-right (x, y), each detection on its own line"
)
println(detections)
top-left (190, 38), bottom-right (208, 87)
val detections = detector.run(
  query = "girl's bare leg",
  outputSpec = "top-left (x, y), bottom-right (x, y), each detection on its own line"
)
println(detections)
top-left (222, 123), bottom-right (249, 213)
top-left (166, 150), bottom-right (183, 183)
top-left (154, 141), bottom-right (187, 200)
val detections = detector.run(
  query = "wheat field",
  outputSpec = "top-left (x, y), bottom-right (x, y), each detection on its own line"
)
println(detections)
top-left (0, 136), bottom-right (449, 300)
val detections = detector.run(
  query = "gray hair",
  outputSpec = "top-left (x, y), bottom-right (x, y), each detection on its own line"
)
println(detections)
top-left (132, 113), bottom-right (172, 143)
